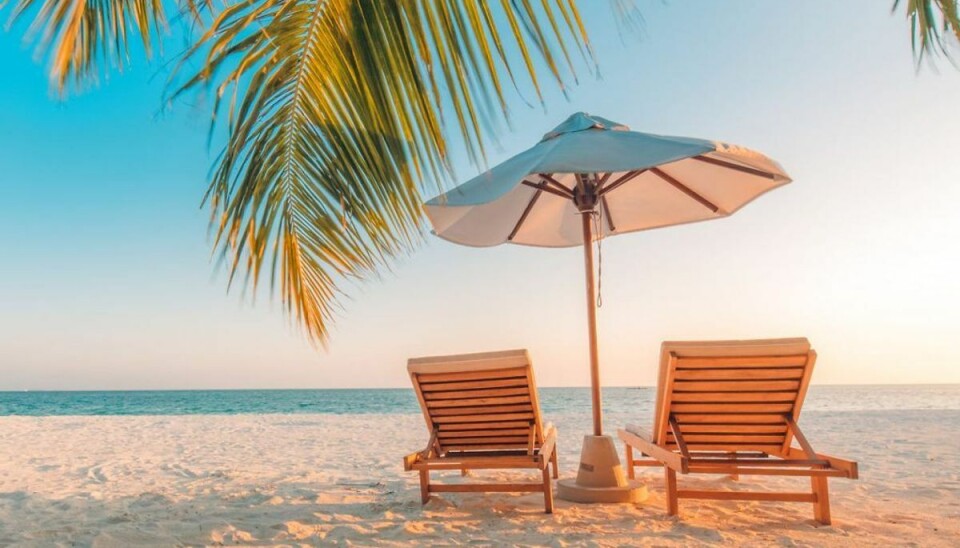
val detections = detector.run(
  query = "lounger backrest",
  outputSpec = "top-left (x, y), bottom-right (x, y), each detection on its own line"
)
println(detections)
top-left (653, 338), bottom-right (816, 456)
top-left (408, 349), bottom-right (544, 454)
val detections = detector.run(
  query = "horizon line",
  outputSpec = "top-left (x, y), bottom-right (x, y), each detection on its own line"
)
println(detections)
top-left (1, 382), bottom-right (957, 393)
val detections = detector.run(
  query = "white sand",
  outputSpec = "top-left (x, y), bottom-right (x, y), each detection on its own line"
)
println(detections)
top-left (0, 409), bottom-right (957, 546)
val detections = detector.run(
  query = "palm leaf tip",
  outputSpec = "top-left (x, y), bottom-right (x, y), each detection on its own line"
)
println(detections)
top-left (895, 0), bottom-right (960, 64)
top-left (3, 0), bottom-right (211, 92)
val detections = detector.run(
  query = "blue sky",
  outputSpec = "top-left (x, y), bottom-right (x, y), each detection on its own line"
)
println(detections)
top-left (1, 1), bottom-right (959, 389)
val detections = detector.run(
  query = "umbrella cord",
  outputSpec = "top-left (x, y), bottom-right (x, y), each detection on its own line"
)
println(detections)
top-left (592, 208), bottom-right (603, 309)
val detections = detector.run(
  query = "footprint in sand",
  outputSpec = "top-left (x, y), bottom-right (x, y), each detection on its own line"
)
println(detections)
top-left (276, 520), bottom-right (318, 540)
top-left (161, 463), bottom-right (198, 478)
top-left (84, 464), bottom-right (108, 483)
top-left (210, 526), bottom-right (256, 545)
top-left (382, 510), bottom-right (404, 521)
top-left (403, 521), bottom-right (436, 534)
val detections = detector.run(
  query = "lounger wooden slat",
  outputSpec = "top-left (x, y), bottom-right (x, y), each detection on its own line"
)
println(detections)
top-left (439, 430), bottom-right (530, 440)
top-left (686, 467), bottom-right (849, 477)
top-left (443, 443), bottom-right (533, 451)
top-left (667, 434), bottom-right (786, 443)
top-left (671, 391), bottom-right (799, 402)
top-left (674, 413), bottom-right (788, 424)
top-left (673, 368), bottom-right (805, 381)
top-left (427, 395), bottom-right (531, 408)
top-left (617, 338), bottom-right (857, 524)
top-left (673, 380), bottom-right (801, 392)
top-left (403, 349), bottom-right (559, 513)
top-left (675, 355), bottom-right (808, 368)
top-left (630, 453), bottom-right (808, 467)
top-left (432, 412), bottom-right (535, 423)
top-left (667, 443), bottom-right (786, 453)
top-left (438, 421), bottom-right (532, 431)
top-left (672, 424), bottom-right (787, 434)
top-left (677, 490), bottom-right (817, 503)
top-left (438, 436), bottom-right (530, 444)
top-left (684, 451), bottom-right (769, 459)
top-left (414, 458), bottom-right (539, 470)
top-left (438, 429), bottom-right (531, 439)
top-left (419, 378), bottom-right (531, 391)
top-left (416, 367), bottom-right (528, 384)
top-left (422, 387), bottom-right (531, 400)
top-left (429, 404), bottom-right (533, 416)
top-left (687, 458), bottom-right (827, 466)
top-left (670, 403), bottom-right (795, 414)
top-left (441, 449), bottom-right (537, 458)
top-left (439, 429), bottom-right (532, 438)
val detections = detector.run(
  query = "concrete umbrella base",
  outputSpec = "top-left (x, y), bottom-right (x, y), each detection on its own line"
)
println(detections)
top-left (556, 435), bottom-right (648, 504)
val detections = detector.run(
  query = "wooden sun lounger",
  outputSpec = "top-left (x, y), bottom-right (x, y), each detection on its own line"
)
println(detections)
top-left (403, 349), bottom-right (560, 513)
top-left (617, 338), bottom-right (858, 524)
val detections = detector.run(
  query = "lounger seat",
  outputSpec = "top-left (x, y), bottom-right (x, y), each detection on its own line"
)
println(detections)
top-left (403, 349), bottom-right (559, 513)
top-left (618, 338), bottom-right (858, 524)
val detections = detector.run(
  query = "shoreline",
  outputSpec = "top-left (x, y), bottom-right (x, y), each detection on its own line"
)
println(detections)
top-left (3, 386), bottom-right (957, 419)
top-left (2, 407), bottom-right (958, 418)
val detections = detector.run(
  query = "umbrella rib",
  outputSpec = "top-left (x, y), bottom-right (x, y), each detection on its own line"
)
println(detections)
top-left (601, 196), bottom-right (615, 232)
top-left (692, 155), bottom-right (778, 180)
top-left (598, 169), bottom-right (646, 196)
top-left (650, 167), bottom-right (721, 213)
top-left (595, 172), bottom-right (613, 192)
top-left (537, 173), bottom-right (575, 198)
top-left (521, 180), bottom-right (572, 200)
top-left (508, 188), bottom-right (544, 241)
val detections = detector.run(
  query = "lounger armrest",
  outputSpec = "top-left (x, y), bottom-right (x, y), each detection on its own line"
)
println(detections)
top-left (538, 423), bottom-right (557, 469)
top-left (618, 427), bottom-right (688, 473)
top-left (404, 429), bottom-right (440, 471)
top-left (403, 451), bottom-right (421, 471)
top-left (786, 447), bottom-right (859, 479)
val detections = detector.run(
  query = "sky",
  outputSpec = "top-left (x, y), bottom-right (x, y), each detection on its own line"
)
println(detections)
top-left (1, 1), bottom-right (958, 390)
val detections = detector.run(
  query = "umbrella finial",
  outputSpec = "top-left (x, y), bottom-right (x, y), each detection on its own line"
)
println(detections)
top-left (541, 112), bottom-right (630, 141)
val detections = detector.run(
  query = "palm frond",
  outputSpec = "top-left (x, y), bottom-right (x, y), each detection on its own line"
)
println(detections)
top-left (170, 0), bottom-right (591, 344)
top-left (894, 0), bottom-right (960, 64)
top-left (2, 0), bottom-right (206, 92)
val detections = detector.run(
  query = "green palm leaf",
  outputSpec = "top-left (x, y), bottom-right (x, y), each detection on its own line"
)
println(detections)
top-left (4, 0), bottom-right (593, 344)
top-left (169, 0), bottom-right (590, 343)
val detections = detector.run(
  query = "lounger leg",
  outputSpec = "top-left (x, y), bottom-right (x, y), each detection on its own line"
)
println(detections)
top-left (542, 466), bottom-right (555, 514)
top-left (625, 445), bottom-right (635, 480)
top-left (727, 452), bottom-right (739, 481)
top-left (419, 469), bottom-right (430, 504)
top-left (664, 466), bottom-right (679, 516)
top-left (551, 450), bottom-right (560, 479)
top-left (812, 476), bottom-right (831, 525)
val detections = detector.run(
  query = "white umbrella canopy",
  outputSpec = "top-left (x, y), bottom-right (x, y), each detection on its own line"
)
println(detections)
top-left (426, 112), bottom-right (791, 248)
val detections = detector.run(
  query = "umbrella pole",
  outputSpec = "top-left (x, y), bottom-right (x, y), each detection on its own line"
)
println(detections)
top-left (557, 212), bottom-right (645, 504)
top-left (580, 212), bottom-right (603, 437)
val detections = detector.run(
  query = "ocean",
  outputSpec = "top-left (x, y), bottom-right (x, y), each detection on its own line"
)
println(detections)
top-left (0, 385), bottom-right (957, 416)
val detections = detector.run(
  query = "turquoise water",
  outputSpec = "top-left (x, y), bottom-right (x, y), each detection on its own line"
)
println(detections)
top-left (0, 385), bottom-right (956, 416)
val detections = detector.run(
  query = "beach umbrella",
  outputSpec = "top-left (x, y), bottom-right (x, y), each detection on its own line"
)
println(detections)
top-left (424, 112), bottom-right (791, 502)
